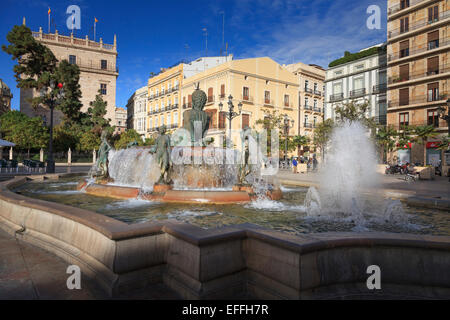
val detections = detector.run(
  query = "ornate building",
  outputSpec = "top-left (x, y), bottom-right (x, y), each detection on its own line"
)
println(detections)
top-left (0, 79), bottom-right (13, 115)
top-left (20, 23), bottom-right (118, 126)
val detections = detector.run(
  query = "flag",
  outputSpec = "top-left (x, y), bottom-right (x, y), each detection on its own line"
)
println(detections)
top-left (48, 7), bottom-right (51, 15)
top-left (95, 17), bottom-right (98, 23)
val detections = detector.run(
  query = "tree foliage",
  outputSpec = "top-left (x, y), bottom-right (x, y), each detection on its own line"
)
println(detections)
top-left (313, 118), bottom-right (334, 158)
top-left (114, 129), bottom-right (144, 149)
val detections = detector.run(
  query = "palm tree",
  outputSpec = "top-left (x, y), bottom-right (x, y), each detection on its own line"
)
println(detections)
top-left (413, 125), bottom-right (438, 165)
top-left (375, 125), bottom-right (397, 163)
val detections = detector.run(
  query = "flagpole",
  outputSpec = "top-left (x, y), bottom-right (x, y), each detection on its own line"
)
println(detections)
top-left (48, 11), bottom-right (50, 33)
top-left (94, 21), bottom-right (96, 42)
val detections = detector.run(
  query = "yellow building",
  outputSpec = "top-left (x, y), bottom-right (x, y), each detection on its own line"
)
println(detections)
top-left (146, 63), bottom-right (183, 137)
top-left (180, 57), bottom-right (300, 155)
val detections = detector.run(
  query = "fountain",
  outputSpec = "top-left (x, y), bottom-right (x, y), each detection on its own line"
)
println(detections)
top-left (77, 86), bottom-right (282, 203)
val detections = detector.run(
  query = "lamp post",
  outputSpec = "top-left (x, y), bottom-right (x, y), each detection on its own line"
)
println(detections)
top-left (218, 95), bottom-right (242, 146)
top-left (437, 100), bottom-right (450, 136)
top-left (40, 81), bottom-right (64, 173)
top-left (282, 114), bottom-right (294, 166)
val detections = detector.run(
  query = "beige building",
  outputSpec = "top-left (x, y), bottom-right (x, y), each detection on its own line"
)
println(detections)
top-left (21, 25), bottom-right (118, 125)
top-left (387, 0), bottom-right (450, 165)
top-left (180, 57), bottom-right (300, 154)
top-left (146, 56), bottom-right (232, 137)
top-left (0, 79), bottom-right (13, 116)
top-left (285, 62), bottom-right (326, 156)
top-left (114, 107), bottom-right (127, 134)
top-left (126, 86), bottom-right (147, 138)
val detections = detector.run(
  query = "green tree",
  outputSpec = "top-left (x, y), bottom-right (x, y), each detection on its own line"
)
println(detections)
top-left (114, 129), bottom-right (144, 149)
top-left (412, 125), bottom-right (438, 164)
top-left (0, 111), bottom-right (48, 158)
top-left (255, 108), bottom-right (293, 157)
top-left (78, 130), bottom-right (101, 152)
top-left (86, 90), bottom-right (113, 135)
top-left (53, 124), bottom-right (80, 152)
top-left (313, 118), bottom-right (334, 161)
top-left (375, 126), bottom-right (397, 163)
top-left (334, 100), bottom-right (376, 131)
top-left (2, 25), bottom-right (82, 121)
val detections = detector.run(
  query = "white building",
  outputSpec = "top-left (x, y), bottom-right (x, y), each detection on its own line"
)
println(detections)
top-left (325, 43), bottom-right (387, 125)
top-left (126, 86), bottom-right (147, 138)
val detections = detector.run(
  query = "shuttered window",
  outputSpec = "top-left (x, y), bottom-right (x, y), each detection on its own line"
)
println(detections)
top-left (399, 112), bottom-right (409, 127)
top-left (427, 56), bottom-right (439, 75)
top-left (242, 114), bottom-right (250, 129)
top-left (400, 17), bottom-right (409, 33)
top-left (208, 87), bottom-right (213, 102)
top-left (265, 91), bottom-right (270, 104)
top-left (219, 112), bottom-right (226, 129)
top-left (188, 94), bottom-right (192, 108)
top-left (220, 84), bottom-right (225, 98)
top-left (399, 64), bottom-right (409, 81)
top-left (427, 110), bottom-right (439, 127)
top-left (243, 87), bottom-right (249, 100)
top-left (399, 88), bottom-right (409, 106)
top-left (427, 82), bottom-right (439, 101)
top-left (428, 30), bottom-right (439, 49)
top-left (400, 40), bottom-right (409, 58)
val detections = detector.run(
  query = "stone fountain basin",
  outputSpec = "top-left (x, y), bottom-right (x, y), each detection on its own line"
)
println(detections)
top-left (77, 180), bottom-right (282, 204)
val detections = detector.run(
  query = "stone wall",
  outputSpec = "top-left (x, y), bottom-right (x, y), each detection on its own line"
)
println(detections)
top-left (0, 175), bottom-right (449, 299)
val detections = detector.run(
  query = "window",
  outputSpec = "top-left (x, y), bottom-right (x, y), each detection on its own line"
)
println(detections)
top-left (304, 97), bottom-right (309, 106)
top-left (428, 31), bottom-right (439, 50)
top-left (400, 17), bottom-right (409, 33)
top-left (69, 55), bottom-right (76, 64)
top-left (219, 112), bottom-right (226, 129)
top-left (427, 110), bottom-right (439, 127)
top-left (314, 83), bottom-right (317, 91)
top-left (208, 87), bottom-right (213, 102)
top-left (243, 87), bottom-right (249, 100)
top-left (400, 40), bottom-right (409, 58)
top-left (399, 88), bottom-right (409, 106)
top-left (399, 64), bottom-right (409, 81)
top-left (167, 114), bottom-right (171, 126)
top-left (101, 59), bottom-right (107, 70)
top-left (100, 83), bottom-right (107, 95)
top-left (220, 84), bottom-right (225, 98)
top-left (333, 82), bottom-right (342, 94)
top-left (284, 94), bottom-right (289, 107)
top-left (399, 112), bottom-right (409, 127)
top-left (353, 76), bottom-right (364, 90)
top-left (188, 95), bottom-right (192, 108)
top-left (264, 91), bottom-right (270, 104)
top-left (427, 56), bottom-right (439, 75)
top-left (242, 114), bottom-right (249, 129)
top-left (150, 119), bottom-right (153, 130)
top-left (174, 112), bottom-right (178, 124)
top-left (305, 80), bottom-right (309, 90)
top-left (427, 82), bottom-right (439, 102)
top-left (161, 115), bottom-right (164, 127)
top-left (428, 5), bottom-right (439, 23)
top-left (400, 0), bottom-right (409, 10)
top-left (313, 99), bottom-right (317, 109)
top-left (304, 114), bottom-right (308, 125)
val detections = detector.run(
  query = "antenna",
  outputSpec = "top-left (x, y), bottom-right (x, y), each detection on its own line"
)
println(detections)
top-left (202, 28), bottom-right (208, 57)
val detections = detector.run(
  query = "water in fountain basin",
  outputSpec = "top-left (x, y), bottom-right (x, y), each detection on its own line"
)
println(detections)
top-left (304, 121), bottom-right (409, 227)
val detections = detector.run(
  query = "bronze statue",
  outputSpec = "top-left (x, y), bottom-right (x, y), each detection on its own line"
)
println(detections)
top-left (182, 85), bottom-right (210, 143)
top-left (237, 135), bottom-right (251, 185)
top-left (150, 125), bottom-right (172, 185)
top-left (96, 131), bottom-right (112, 178)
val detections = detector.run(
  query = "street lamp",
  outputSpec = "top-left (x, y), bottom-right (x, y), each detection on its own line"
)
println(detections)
top-left (218, 95), bottom-right (243, 145)
top-left (40, 80), bottom-right (65, 173)
top-left (437, 100), bottom-right (450, 136)
top-left (283, 114), bottom-right (294, 165)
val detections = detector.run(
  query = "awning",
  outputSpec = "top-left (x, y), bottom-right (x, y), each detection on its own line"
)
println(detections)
top-left (0, 139), bottom-right (16, 147)
top-left (426, 141), bottom-right (441, 149)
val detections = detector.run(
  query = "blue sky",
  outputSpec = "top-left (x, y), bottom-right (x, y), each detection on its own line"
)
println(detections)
top-left (1, 0), bottom-right (387, 111)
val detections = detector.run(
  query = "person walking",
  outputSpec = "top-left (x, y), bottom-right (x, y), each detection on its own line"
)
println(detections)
top-left (312, 156), bottom-right (318, 171)
top-left (292, 158), bottom-right (298, 174)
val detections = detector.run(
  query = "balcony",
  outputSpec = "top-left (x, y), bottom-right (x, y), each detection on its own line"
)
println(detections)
top-left (373, 84), bottom-right (387, 94)
top-left (388, 0), bottom-right (422, 16)
top-left (388, 10), bottom-right (450, 39)
top-left (303, 123), bottom-right (313, 129)
top-left (304, 105), bottom-right (313, 111)
top-left (329, 93), bottom-right (344, 102)
top-left (313, 90), bottom-right (322, 96)
top-left (388, 64), bottom-right (450, 85)
top-left (304, 88), bottom-right (313, 94)
top-left (219, 93), bottom-right (226, 99)
top-left (283, 102), bottom-right (293, 109)
top-left (388, 37), bottom-right (450, 62)
top-left (349, 88), bottom-right (366, 98)
top-left (388, 92), bottom-right (448, 108)
top-left (263, 99), bottom-right (274, 106)
top-left (313, 107), bottom-right (322, 113)
top-left (241, 95), bottom-right (254, 103)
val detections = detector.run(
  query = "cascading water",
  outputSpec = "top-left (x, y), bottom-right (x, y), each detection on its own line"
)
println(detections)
top-left (304, 120), bottom-right (409, 228)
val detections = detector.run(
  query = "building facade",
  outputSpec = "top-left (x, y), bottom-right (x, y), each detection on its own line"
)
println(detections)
top-left (325, 44), bottom-right (388, 125)
top-left (146, 56), bottom-right (232, 137)
top-left (0, 79), bottom-right (13, 115)
top-left (180, 57), bottom-right (300, 154)
top-left (285, 62), bottom-right (326, 156)
top-left (387, 0), bottom-right (450, 165)
top-left (21, 26), bottom-right (118, 125)
top-left (114, 107), bottom-right (127, 134)
top-left (126, 86), bottom-right (147, 137)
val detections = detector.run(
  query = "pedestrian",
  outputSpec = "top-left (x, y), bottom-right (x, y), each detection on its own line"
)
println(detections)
top-left (312, 156), bottom-right (318, 171)
top-left (292, 158), bottom-right (298, 174)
